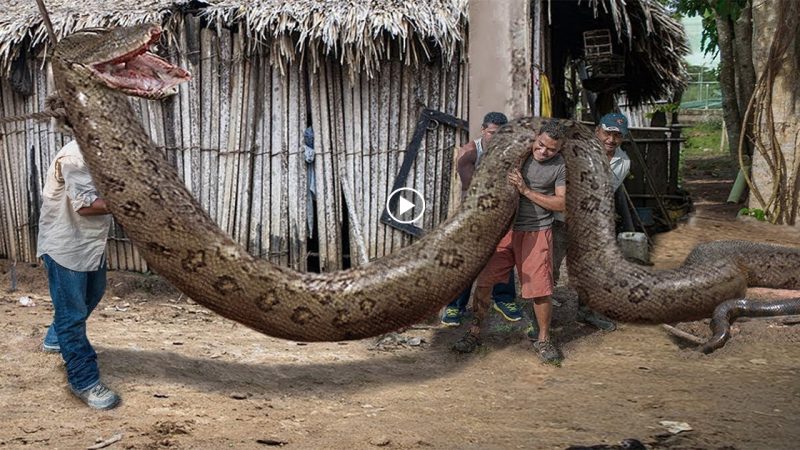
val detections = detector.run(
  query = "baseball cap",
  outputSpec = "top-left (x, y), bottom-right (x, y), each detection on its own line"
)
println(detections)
top-left (599, 113), bottom-right (629, 135)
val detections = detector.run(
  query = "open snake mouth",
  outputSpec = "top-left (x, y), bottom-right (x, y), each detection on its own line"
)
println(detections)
top-left (90, 27), bottom-right (190, 99)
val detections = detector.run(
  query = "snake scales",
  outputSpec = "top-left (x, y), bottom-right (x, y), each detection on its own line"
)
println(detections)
top-left (51, 25), bottom-right (800, 350)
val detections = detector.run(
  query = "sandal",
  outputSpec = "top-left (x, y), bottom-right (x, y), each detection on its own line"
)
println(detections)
top-left (451, 332), bottom-right (481, 353)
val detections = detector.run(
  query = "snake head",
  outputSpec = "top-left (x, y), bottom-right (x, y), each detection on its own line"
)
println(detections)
top-left (53, 24), bottom-right (191, 100)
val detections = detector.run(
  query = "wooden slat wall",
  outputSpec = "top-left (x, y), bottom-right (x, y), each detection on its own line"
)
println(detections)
top-left (0, 19), bottom-right (465, 275)
top-left (306, 55), bottom-right (466, 268)
top-left (308, 60), bottom-right (341, 271)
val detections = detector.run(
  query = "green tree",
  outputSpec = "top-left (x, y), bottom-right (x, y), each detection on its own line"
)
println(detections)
top-left (670, 0), bottom-right (799, 225)
top-left (668, 0), bottom-right (755, 160)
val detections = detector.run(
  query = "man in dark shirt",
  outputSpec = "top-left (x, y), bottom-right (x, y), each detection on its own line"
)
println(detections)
top-left (440, 112), bottom-right (521, 327)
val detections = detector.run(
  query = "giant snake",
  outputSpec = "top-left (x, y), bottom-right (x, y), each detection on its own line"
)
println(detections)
top-left (51, 24), bottom-right (800, 352)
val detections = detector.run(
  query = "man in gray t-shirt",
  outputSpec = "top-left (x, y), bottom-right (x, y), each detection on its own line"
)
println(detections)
top-left (514, 152), bottom-right (566, 231)
top-left (452, 120), bottom-right (567, 365)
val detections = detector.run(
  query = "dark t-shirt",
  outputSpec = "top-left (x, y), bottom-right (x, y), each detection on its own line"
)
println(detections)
top-left (513, 154), bottom-right (566, 231)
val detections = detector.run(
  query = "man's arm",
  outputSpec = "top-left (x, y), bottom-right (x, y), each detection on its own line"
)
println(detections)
top-left (520, 185), bottom-right (566, 212)
top-left (507, 168), bottom-right (566, 212)
top-left (456, 142), bottom-right (478, 192)
top-left (77, 198), bottom-right (110, 216)
top-left (59, 157), bottom-right (111, 216)
top-left (610, 151), bottom-right (631, 191)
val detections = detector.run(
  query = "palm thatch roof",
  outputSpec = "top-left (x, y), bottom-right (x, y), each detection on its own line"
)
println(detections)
top-left (0, 0), bottom-right (685, 103)
top-left (196, 0), bottom-right (468, 74)
top-left (0, 0), bottom-right (468, 76)
top-left (583, 0), bottom-right (689, 104)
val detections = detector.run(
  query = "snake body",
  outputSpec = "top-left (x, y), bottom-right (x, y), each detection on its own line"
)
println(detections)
top-left (52, 25), bottom-right (800, 347)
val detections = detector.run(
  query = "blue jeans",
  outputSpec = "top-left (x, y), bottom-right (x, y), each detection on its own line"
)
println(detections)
top-left (447, 271), bottom-right (516, 312)
top-left (42, 254), bottom-right (107, 392)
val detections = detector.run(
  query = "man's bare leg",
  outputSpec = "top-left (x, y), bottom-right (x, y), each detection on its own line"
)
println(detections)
top-left (531, 295), bottom-right (563, 364)
top-left (468, 285), bottom-right (493, 337)
top-left (531, 295), bottom-right (552, 342)
top-left (452, 284), bottom-right (492, 353)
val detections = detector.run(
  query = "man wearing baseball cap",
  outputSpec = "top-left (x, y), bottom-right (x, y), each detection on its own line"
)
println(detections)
top-left (597, 112), bottom-right (631, 191)
top-left (579, 112), bottom-right (631, 329)
top-left (549, 112), bottom-right (631, 333)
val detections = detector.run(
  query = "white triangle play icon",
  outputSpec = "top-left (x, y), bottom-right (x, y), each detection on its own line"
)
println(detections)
top-left (386, 187), bottom-right (426, 225)
top-left (397, 196), bottom-right (415, 216)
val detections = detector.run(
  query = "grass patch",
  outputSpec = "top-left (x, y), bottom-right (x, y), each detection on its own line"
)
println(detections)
top-left (682, 121), bottom-right (725, 158)
top-left (679, 120), bottom-right (739, 180)
top-left (490, 322), bottom-right (516, 335)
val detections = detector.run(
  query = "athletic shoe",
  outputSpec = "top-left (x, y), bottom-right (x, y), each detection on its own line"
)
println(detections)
top-left (440, 307), bottom-right (463, 327)
top-left (524, 321), bottom-right (540, 341)
top-left (72, 382), bottom-right (121, 410)
top-left (532, 339), bottom-right (563, 366)
top-left (493, 300), bottom-right (523, 322)
top-left (42, 342), bottom-right (60, 353)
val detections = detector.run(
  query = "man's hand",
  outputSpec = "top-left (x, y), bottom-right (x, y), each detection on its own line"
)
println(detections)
top-left (508, 169), bottom-right (566, 212)
top-left (77, 198), bottom-right (111, 216)
top-left (507, 169), bottom-right (528, 195)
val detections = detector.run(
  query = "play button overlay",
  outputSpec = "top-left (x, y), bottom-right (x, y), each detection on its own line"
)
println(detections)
top-left (397, 196), bottom-right (415, 216)
top-left (386, 187), bottom-right (426, 224)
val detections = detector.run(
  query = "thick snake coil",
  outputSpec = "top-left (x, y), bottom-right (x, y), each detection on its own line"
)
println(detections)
top-left (52, 25), bottom-right (800, 350)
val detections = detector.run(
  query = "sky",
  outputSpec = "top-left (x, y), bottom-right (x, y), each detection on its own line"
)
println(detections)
top-left (681, 15), bottom-right (720, 68)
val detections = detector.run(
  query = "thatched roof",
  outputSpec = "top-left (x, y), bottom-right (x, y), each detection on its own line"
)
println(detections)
top-left (0, 0), bottom-right (468, 76)
top-left (0, 0), bottom-right (685, 103)
top-left (583, 0), bottom-right (690, 104)
top-left (0, 0), bottom-right (173, 74)
top-left (197, 0), bottom-right (468, 73)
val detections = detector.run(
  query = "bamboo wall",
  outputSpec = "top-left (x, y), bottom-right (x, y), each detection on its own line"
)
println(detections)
top-left (0, 15), bottom-right (467, 273)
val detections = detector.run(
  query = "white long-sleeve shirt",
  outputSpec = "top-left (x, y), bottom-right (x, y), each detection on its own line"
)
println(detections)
top-left (36, 141), bottom-right (111, 272)
top-left (609, 147), bottom-right (631, 191)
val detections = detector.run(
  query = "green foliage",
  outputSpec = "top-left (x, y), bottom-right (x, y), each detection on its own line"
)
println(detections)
top-left (656, 102), bottom-right (681, 114)
top-left (738, 207), bottom-right (767, 221)
top-left (678, 120), bottom-right (733, 186)
top-left (645, 102), bottom-right (680, 120)
top-left (681, 121), bottom-right (724, 158)
top-left (666, 0), bottom-right (749, 56)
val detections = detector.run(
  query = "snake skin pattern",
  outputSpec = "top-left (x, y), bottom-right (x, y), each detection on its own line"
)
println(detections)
top-left (52, 25), bottom-right (800, 346)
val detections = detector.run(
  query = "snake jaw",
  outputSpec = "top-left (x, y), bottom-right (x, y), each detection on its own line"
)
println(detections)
top-left (88, 28), bottom-right (191, 100)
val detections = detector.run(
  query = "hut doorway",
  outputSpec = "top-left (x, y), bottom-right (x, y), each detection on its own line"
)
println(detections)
top-left (543, 0), bottom-right (626, 120)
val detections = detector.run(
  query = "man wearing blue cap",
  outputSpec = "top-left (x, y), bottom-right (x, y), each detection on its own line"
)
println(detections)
top-left (596, 112), bottom-right (631, 191)
top-left (549, 112), bottom-right (631, 332)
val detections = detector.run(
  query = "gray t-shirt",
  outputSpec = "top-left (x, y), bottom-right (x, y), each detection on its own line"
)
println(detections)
top-left (514, 154), bottom-right (566, 231)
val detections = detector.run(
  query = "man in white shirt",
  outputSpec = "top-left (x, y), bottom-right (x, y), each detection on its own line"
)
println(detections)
top-left (38, 140), bottom-right (120, 410)
top-left (550, 113), bottom-right (631, 332)
top-left (596, 112), bottom-right (631, 192)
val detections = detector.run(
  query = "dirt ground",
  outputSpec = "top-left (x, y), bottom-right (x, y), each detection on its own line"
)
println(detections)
top-left (2, 157), bottom-right (799, 450)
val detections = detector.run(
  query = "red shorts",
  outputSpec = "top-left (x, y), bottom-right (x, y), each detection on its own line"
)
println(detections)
top-left (476, 228), bottom-right (553, 298)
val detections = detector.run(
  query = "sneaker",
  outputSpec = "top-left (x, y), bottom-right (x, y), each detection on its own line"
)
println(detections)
top-left (524, 321), bottom-right (540, 341)
top-left (42, 342), bottom-right (60, 353)
top-left (493, 300), bottom-right (523, 322)
top-left (451, 332), bottom-right (481, 353)
top-left (577, 306), bottom-right (617, 331)
top-left (440, 306), bottom-right (463, 327)
top-left (532, 339), bottom-right (563, 366)
top-left (71, 381), bottom-right (121, 410)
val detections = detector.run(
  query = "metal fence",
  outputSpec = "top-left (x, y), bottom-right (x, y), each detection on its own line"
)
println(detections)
top-left (681, 71), bottom-right (721, 109)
